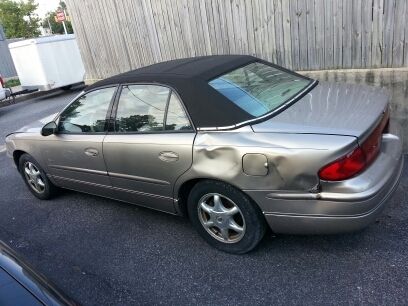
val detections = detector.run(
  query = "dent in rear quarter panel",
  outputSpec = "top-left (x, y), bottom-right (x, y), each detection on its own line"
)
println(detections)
top-left (174, 127), bottom-right (358, 197)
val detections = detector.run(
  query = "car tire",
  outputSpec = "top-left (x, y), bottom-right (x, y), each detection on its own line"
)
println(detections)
top-left (187, 180), bottom-right (266, 254)
top-left (18, 153), bottom-right (57, 200)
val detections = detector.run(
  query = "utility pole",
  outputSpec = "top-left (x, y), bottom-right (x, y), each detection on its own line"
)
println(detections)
top-left (47, 19), bottom-right (53, 34)
top-left (62, 20), bottom-right (68, 35)
top-left (62, 9), bottom-right (68, 35)
top-left (59, 1), bottom-right (68, 35)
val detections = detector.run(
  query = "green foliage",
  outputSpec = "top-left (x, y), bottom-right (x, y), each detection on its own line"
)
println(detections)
top-left (42, 1), bottom-right (73, 35)
top-left (5, 78), bottom-right (20, 88)
top-left (0, 0), bottom-right (41, 38)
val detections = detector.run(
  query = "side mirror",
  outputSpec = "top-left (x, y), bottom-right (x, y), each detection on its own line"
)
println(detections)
top-left (41, 121), bottom-right (57, 136)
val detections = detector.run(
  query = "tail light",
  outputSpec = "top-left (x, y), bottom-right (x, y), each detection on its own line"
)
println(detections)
top-left (318, 108), bottom-right (390, 181)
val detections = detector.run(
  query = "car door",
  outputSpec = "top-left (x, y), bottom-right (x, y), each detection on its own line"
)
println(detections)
top-left (102, 84), bottom-right (196, 213)
top-left (43, 86), bottom-right (117, 196)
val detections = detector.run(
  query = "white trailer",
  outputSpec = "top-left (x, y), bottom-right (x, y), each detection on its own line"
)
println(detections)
top-left (8, 35), bottom-right (85, 91)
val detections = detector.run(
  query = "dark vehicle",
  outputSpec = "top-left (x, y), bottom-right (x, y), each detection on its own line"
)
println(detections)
top-left (0, 241), bottom-right (77, 306)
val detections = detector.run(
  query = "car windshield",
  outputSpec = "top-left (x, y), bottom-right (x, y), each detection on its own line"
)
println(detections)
top-left (209, 62), bottom-right (312, 117)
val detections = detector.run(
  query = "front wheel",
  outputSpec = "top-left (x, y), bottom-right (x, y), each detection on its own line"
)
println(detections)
top-left (19, 153), bottom-right (57, 200)
top-left (187, 180), bottom-right (266, 254)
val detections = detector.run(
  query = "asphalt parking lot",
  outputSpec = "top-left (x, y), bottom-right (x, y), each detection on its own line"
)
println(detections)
top-left (0, 88), bottom-right (408, 305)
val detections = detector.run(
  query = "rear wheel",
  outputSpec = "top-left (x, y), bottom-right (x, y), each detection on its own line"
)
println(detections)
top-left (19, 153), bottom-right (57, 200)
top-left (187, 180), bottom-right (266, 254)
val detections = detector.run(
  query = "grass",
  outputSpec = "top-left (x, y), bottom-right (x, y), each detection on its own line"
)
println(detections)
top-left (4, 79), bottom-right (20, 88)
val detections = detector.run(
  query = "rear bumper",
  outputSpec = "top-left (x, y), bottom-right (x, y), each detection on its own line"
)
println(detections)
top-left (245, 131), bottom-right (403, 235)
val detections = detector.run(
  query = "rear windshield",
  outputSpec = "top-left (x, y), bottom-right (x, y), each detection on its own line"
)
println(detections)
top-left (209, 62), bottom-right (312, 117)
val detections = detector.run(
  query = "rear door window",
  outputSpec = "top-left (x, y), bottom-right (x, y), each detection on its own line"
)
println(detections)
top-left (115, 85), bottom-right (169, 132)
top-left (165, 93), bottom-right (192, 131)
top-left (115, 85), bottom-right (193, 133)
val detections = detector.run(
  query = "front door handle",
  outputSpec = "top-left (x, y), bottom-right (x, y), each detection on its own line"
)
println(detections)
top-left (84, 148), bottom-right (99, 157)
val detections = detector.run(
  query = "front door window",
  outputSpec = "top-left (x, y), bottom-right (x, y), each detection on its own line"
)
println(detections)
top-left (58, 87), bottom-right (116, 133)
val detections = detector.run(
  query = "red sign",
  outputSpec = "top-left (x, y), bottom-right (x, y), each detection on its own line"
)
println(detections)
top-left (56, 10), bottom-right (65, 22)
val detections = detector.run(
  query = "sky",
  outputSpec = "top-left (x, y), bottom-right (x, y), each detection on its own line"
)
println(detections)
top-left (34, 0), bottom-right (60, 18)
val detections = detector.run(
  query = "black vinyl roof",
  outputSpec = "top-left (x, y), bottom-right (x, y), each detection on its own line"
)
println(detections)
top-left (86, 55), bottom-right (312, 129)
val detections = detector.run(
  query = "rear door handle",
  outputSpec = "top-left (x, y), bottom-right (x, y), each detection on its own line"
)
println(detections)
top-left (84, 148), bottom-right (99, 157)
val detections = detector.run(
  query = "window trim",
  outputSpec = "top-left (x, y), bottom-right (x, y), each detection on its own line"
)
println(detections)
top-left (55, 85), bottom-right (120, 135)
top-left (109, 82), bottom-right (196, 135)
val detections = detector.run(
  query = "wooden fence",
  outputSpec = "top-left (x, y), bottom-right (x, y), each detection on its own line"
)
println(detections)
top-left (66, 0), bottom-right (408, 80)
top-left (0, 26), bottom-right (17, 78)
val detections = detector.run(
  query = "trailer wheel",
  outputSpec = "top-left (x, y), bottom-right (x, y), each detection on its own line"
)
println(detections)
top-left (61, 85), bottom-right (72, 90)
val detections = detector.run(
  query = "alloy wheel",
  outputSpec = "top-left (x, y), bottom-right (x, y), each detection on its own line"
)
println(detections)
top-left (197, 193), bottom-right (246, 243)
top-left (23, 161), bottom-right (46, 194)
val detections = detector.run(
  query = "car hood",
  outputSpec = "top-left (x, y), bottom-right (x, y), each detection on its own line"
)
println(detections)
top-left (251, 82), bottom-right (389, 138)
top-left (14, 113), bottom-right (58, 134)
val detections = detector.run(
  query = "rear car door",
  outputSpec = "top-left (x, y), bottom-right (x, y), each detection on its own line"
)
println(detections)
top-left (44, 86), bottom-right (117, 196)
top-left (102, 84), bottom-right (196, 213)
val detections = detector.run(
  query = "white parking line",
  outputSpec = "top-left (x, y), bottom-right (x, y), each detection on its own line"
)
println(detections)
top-left (0, 145), bottom-right (6, 153)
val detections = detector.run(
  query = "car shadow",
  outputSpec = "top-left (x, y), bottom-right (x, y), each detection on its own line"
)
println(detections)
top-left (56, 183), bottom-right (406, 258)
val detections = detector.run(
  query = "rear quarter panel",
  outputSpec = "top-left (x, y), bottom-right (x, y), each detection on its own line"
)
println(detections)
top-left (175, 127), bottom-right (357, 194)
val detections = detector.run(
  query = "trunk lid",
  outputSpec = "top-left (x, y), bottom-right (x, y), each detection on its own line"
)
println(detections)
top-left (251, 82), bottom-right (389, 139)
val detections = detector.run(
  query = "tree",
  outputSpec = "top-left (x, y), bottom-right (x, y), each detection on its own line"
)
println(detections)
top-left (0, 0), bottom-right (40, 38)
top-left (42, 1), bottom-right (73, 35)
